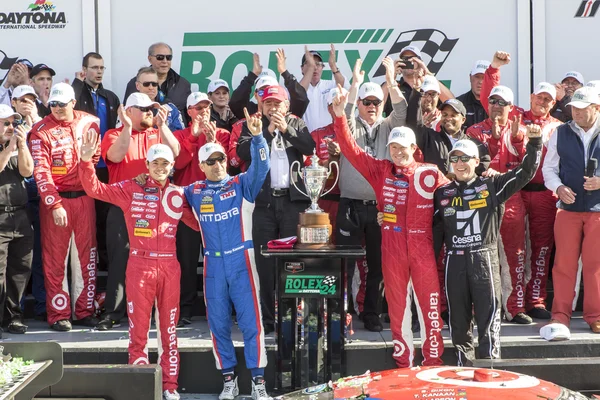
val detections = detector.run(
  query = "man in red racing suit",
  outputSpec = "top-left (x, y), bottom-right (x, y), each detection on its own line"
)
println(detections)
top-left (78, 131), bottom-right (198, 400)
top-left (333, 86), bottom-right (447, 368)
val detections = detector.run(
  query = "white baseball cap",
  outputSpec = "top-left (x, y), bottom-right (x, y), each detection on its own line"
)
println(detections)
top-left (186, 92), bottom-right (212, 108)
top-left (470, 60), bottom-right (490, 76)
top-left (488, 85), bottom-right (514, 104)
top-left (562, 71), bottom-right (584, 85)
top-left (421, 75), bottom-right (440, 94)
top-left (533, 82), bottom-right (557, 100)
top-left (11, 85), bottom-right (38, 100)
top-left (567, 87), bottom-right (600, 109)
top-left (48, 83), bottom-right (76, 103)
top-left (387, 126), bottom-right (416, 147)
top-left (326, 87), bottom-right (348, 105)
top-left (198, 142), bottom-right (226, 163)
top-left (125, 92), bottom-right (159, 110)
top-left (146, 144), bottom-right (174, 163)
top-left (255, 76), bottom-right (279, 90)
top-left (585, 80), bottom-right (600, 89)
top-left (540, 323), bottom-right (570, 341)
top-left (358, 82), bottom-right (384, 101)
top-left (399, 45), bottom-right (422, 59)
top-left (0, 104), bottom-right (22, 120)
top-left (254, 69), bottom-right (277, 84)
top-left (449, 140), bottom-right (479, 159)
top-left (207, 79), bottom-right (230, 94)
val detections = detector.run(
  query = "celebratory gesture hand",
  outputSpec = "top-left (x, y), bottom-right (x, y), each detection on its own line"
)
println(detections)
top-left (80, 128), bottom-right (99, 162)
top-left (244, 108), bottom-right (263, 136)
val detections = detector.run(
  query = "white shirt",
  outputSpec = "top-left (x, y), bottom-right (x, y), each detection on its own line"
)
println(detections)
top-left (0, 86), bottom-right (12, 107)
top-left (543, 115), bottom-right (600, 193)
top-left (303, 78), bottom-right (349, 132)
top-left (269, 130), bottom-right (290, 189)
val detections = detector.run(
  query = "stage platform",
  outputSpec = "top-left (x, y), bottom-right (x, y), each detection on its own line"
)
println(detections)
top-left (3, 313), bottom-right (600, 397)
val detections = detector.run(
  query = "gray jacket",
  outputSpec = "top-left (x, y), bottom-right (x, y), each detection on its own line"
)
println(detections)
top-left (338, 99), bottom-right (407, 200)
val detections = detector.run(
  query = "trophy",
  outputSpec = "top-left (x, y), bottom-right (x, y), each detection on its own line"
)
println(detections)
top-left (290, 151), bottom-right (339, 249)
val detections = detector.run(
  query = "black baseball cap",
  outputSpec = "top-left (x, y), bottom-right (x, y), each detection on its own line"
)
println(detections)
top-left (30, 63), bottom-right (56, 79)
top-left (301, 50), bottom-right (323, 65)
top-left (441, 99), bottom-right (467, 117)
top-left (15, 59), bottom-right (33, 69)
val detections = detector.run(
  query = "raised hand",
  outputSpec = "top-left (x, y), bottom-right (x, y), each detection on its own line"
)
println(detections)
top-left (352, 58), bottom-right (365, 86)
top-left (275, 48), bottom-right (287, 74)
top-left (526, 123), bottom-right (542, 138)
top-left (382, 56), bottom-right (396, 86)
top-left (244, 108), bottom-right (263, 136)
top-left (118, 104), bottom-right (132, 128)
top-left (75, 70), bottom-right (86, 81)
top-left (156, 105), bottom-right (169, 127)
top-left (491, 51), bottom-right (511, 69)
top-left (423, 109), bottom-right (441, 128)
top-left (271, 111), bottom-right (287, 133)
top-left (14, 124), bottom-right (28, 149)
top-left (329, 44), bottom-right (338, 70)
top-left (202, 120), bottom-right (217, 142)
top-left (252, 53), bottom-right (262, 76)
top-left (555, 83), bottom-right (566, 102)
top-left (80, 128), bottom-right (99, 162)
top-left (303, 46), bottom-right (317, 69)
top-left (491, 116), bottom-right (501, 139)
top-left (512, 114), bottom-right (523, 137)
top-left (191, 114), bottom-right (202, 137)
top-left (332, 84), bottom-right (349, 117)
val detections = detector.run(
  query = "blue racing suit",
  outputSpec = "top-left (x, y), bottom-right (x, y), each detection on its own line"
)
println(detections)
top-left (185, 133), bottom-right (270, 371)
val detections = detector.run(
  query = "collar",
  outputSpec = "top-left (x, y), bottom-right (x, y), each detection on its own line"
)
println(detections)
top-left (456, 176), bottom-right (478, 188)
top-left (358, 115), bottom-right (384, 133)
top-left (394, 160), bottom-right (417, 176)
top-left (145, 176), bottom-right (169, 191)
top-left (571, 114), bottom-right (600, 136)
top-left (206, 176), bottom-right (232, 189)
top-left (48, 112), bottom-right (77, 127)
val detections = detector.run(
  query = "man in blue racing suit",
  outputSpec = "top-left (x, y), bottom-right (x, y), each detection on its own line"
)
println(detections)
top-left (184, 108), bottom-right (271, 400)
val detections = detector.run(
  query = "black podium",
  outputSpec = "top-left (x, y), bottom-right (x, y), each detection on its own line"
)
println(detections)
top-left (261, 245), bottom-right (365, 392)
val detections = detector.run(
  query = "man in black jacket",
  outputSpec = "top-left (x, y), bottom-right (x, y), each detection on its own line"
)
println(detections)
top-left (229, 51), bottom-right (308, 121)
top-left (237, 85), bottom-right (315, 333)
top-left (456, 60), bottom-right (490, 129)
top-left (124, 42), bottom-right (191, 124)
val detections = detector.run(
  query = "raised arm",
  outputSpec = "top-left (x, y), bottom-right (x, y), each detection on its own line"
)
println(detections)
top-left (239, 109), bottom-right (270, 202)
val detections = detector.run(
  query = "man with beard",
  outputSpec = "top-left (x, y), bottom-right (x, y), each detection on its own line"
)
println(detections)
top-left (457, 60), bottom-right (491, 129)
top-left (207, 79), bottom-right (237, 132)
top-left (552, 71), bottom-right (584, 122)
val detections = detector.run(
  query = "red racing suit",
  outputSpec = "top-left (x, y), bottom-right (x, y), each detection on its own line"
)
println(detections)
top-left (228, 118), bottom-right (248, 172)
top-left (29, 111), bottom-right (101, 325)
top-left (335, 116), bottom-right (447, 368)
top-left (467, 119), bottom-right (528, 319)
top-left (79, 160), bottom-right (198, 391)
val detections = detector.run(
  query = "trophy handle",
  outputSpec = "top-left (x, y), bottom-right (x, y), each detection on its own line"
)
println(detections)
top-left (321, 160), bottom-right (339, 197)
top-left (290, 160), bottom-right (310, 198)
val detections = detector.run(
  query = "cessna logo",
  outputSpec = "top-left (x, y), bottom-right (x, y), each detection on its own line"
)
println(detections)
top-left (180, 28), bottom-right (457, 92)
top-left (575, 0), bottom-right (600, 17)
top-left (453, 210), bottom-right (482, 246)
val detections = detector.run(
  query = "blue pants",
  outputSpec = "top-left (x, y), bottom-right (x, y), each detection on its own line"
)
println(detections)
top-left (27, 199), bottom-right (45, 315)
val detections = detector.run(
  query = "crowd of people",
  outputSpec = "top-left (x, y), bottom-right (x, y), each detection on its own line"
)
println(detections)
top-left (0, 40), bottom-right (599, 400)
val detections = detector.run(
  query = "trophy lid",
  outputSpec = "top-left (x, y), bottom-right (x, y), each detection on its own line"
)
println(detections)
top-left (307, 149), bottom-right (322, 170)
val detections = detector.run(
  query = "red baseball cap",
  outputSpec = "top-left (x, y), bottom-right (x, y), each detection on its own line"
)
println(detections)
top-left (261, 85), bottom-right (288, 102)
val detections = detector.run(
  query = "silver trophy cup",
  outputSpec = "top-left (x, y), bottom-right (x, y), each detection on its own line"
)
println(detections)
top-left (290, 151), bottom-right (339, 213)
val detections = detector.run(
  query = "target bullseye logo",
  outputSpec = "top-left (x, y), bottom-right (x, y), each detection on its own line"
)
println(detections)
top-left (414, 166), bottom-right (439, 200)
top-left (52, 293), bottom-right (68, 311)
top-left (162, 186), bottom-right (183, 219)
top-left (392, 339), bottom-right (406, 358)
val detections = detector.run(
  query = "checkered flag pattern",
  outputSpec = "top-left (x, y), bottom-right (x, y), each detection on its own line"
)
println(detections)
top-left (0, 50), bottom-right (18, 87)
top-left (373, 29), bottom-right (458, 77)
top-left (322, 276), bottom-right (337, 287)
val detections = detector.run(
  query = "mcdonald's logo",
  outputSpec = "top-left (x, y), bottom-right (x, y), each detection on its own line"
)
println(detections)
top-left (451, 197), bottom-right (463, 207)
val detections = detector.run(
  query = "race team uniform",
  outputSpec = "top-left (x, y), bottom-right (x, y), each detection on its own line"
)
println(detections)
top-left (29, 111), bottom-right (101, 325)
top-left (335, 116), bottom-right (447, 368)
top-left (79, 159), bottom-right (198, 391)
top-left (228, 118), bottom-right (249, 173)
top-left (433, 136), bottom-right (542, 365)
top-left (185, 133), bottom-right (269, 372)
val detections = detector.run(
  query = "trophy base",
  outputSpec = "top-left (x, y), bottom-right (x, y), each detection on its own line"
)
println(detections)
top-left (295, 212), bottom-right (333, 249)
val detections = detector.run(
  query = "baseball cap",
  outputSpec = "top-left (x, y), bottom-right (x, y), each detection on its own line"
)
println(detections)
top-left (48, 83), bottom-right (75, 103)
top-left (301, 50), bottom-right (323, 65)
top-left (488, 85), bottom-right (514, 104)
top-left (540, 323), bottom-right (570, 341)
top-left (15, 59), bottom-right (33, 69)
top-left (470, 60), bottom-right (490, 76)
top-left (261, 85), bottom-right (288, 102)
top-left (125, 92), bottom-right (160, 110)
top-left (399, 45), bottom-right (422, 59)
top-left (449, 140), bottom-right (479, 159)
top-left (421, 76), bottom-right (440, 94)
top-left (146, 144), bottom-right (174, 163)
top-left (0, 104), bottom-right (22, 120)
top-left (533, 82), bottom-right (557, 100)
top-left (387, 126), bottom-right (416, 147)
top-left (11, 85), bottom-right (38, 100)
top-left (562, 71), bottom-right (584, 85)
top-left (441, 99), bottom-right (467, 117)
top-left (585, 80), bottom-right (600, 89)
top-left (198, 142), bottom-right (226, 163)
top-left (253, 69), bottom-right (277, 84)
top-left (30, 63), bottom-right (56, 79)
top-left (207, 79), bottom-right (229, 94)
top-left (358, 82), bottom-right (384, 101)
top-left (326, 87), bottom-right (347, 105)
top-left (566, 87), bottom-right (600, 109)
top-left (186, 92), bottom-right (212, 108)
top-left (255, 75), bottom-right (279, 90)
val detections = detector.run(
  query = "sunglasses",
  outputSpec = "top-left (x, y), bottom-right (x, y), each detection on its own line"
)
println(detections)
top-left (49, 101), bottom-right (70, 108)
top-left (153, 54), bottom-right (173, 61)
top-left (204, 156), bottom-right (226, 166)
top-left (449, 155), bottom-right (475, 163)
top-left (489, 98), bottom-right (511, 107)
top-left (361, 99), bottom-right (382, 107)
top-left (133, 106), bottom-right (153, 113)
top-left (139, 81), bottom-right (159, 88)
top-left (2, 120), bottom-right (23, 128)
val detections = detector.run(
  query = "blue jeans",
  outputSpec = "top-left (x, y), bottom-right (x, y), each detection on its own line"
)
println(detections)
top-left (27, 199), bottom-right (46, 315)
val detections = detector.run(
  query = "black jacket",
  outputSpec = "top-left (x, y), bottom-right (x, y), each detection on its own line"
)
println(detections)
top-left (414, 125), bottom-right (490, 176)
top-left (210, 106), bottom-right (238, 132)
top-left (237, 114), bottom-right (315, 205)
top-left (550, 96), bottom-right (573, 122)
top-left (36, 101), bottom-right (50, 118)
top-left (384, 78), bottom-right (412, 117)
top-left (229, 70), bottom-right (309, 120)
top-left (456, 90), bottom-right (487, 129)
top-left (72, 79), bottom-right (120, 131)
top-left (124, 68), bottom-right (191, 124)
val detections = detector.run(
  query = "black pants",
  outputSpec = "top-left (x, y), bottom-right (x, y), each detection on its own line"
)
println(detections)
top-left (103, 205), bottom-right (129, 321)
top-left (445, 247), bottom-right (502, 366)
top-left (335, 198), bottom-right (383, 317)
top-left (95, 167), bottom-right (110, 271)
top-left (176, 220), bottom-right (201, 319)
top-left (0, 209), bottom-right (33, 326)
top-left (253, 196), bottom-right (308, 326)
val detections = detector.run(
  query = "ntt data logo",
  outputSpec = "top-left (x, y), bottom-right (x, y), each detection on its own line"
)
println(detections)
top-left (0, 0), bottom-right (67, 30)
top-left (179, 28), bottom-right (458, 92)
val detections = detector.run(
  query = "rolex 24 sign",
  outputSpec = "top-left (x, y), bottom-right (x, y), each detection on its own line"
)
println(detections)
top-left (179, 28), bottom-right (458, 93)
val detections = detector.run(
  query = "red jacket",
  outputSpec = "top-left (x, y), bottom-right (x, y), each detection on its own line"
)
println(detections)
top-left (306, 123), bottom-right (340, 195)
top-left (466, 119), bottom-right (526, 173)
top-left (228, 118), bottom-right (248, 171)
top-left (520, 110), bottom-right (562, 185)
top-left (79, 160), bottom-right (198, 254)
top-left (29, 111), bottom-right (100, 211)
top-left (173, 126), bottom-right (230, 186)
